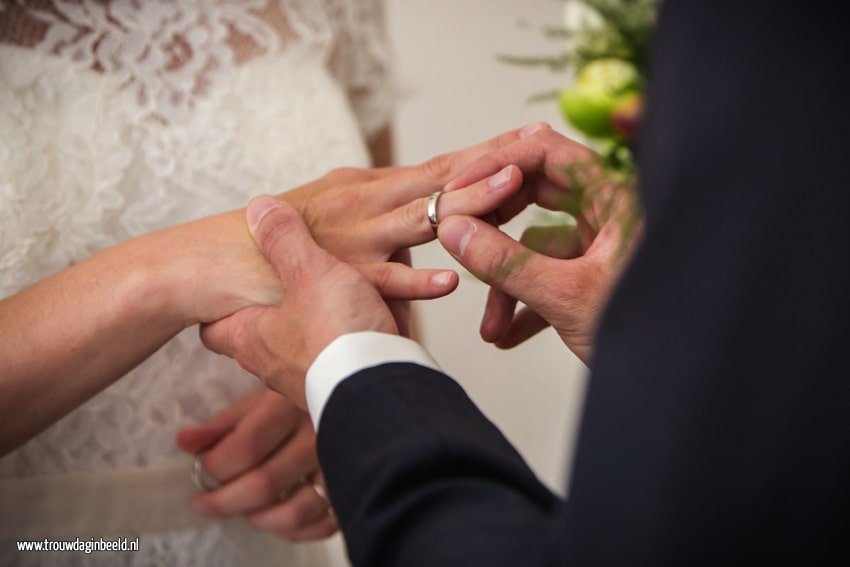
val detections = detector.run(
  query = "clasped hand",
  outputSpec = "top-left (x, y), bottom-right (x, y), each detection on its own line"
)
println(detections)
top-left (203, 123), bottom-right (637, 407)
top-left (186, 124), bottom-right (636, 543)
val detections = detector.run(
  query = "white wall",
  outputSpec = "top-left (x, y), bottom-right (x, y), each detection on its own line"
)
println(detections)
top-left (386, 0), bottom-right (588, 492)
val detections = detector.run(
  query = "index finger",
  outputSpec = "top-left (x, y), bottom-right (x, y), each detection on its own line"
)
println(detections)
top-left (443, 127), bottom-right (595, 214)
top-left (375, 123), bottom-right (553, 209)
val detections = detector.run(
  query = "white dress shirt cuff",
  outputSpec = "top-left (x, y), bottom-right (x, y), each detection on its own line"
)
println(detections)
top-left (305, 331), bottom-right (441, 430)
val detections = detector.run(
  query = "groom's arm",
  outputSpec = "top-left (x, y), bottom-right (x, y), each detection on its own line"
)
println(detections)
top-left (307, 334), bottom-right (563, 566)
top-left (198, 199), bottom-right (566, 565)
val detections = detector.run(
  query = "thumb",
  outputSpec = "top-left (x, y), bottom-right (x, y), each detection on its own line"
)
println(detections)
top-left (246, 196), bottom-right (332, 284)
top-left (438, 215), bottom-right (556, 313)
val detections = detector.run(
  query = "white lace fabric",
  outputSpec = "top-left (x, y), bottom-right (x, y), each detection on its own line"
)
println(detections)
top-left (0, 1), bottom-right (394, 565)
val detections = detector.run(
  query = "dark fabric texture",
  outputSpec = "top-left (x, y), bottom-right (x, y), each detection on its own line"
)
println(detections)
top-left (318, 1), bottom-right (850, 564)
top-left (317, 364), bottom-right (560, 566)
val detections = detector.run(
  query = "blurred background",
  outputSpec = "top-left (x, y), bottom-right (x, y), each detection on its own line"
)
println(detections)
top-left (386, 0), bottom-right (587, 493)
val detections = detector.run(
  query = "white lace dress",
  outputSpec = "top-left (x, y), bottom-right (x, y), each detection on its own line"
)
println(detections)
top-left (0, 1), bottom-right (394, 565)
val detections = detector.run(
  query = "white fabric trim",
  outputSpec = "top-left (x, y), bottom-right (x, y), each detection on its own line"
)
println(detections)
top-left (305, 332), bottom-right (440, 430)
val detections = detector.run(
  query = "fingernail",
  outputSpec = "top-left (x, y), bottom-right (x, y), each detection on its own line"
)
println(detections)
top-left (439, 217), bottom-right (478, 258)
top-left (246, 196), bottom-right (282, 232)
top-left (519, 121), bottom-right (550, 139)
top-left (488, 165), bottom-right (513, 191)
top-left (431, 271), bottom-right (454, 288)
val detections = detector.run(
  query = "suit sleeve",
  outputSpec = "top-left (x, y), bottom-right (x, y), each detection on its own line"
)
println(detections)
top-left (316, 363), bottom-right (563, 567)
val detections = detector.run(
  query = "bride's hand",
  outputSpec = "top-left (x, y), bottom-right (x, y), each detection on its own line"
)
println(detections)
top-left (177, 390), bottom-right (336, 542)
top-left (168, 124), bottom-right (536, 326)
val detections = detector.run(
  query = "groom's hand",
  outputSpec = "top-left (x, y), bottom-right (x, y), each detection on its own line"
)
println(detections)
top-left (201, 197), bottom-right (399, 408)
top-left (439, 123), bottom-right (638, 364)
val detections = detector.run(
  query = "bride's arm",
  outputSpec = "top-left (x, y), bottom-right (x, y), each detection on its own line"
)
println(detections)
top-left (0, 124), bottom-right (537, 455)
top-left (0, 210), bottom-right (280, 454)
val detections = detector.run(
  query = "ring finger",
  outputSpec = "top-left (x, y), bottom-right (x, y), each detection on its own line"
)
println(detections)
top-left (193, 428), bottom-right (318, 517)
top-left (371, 164), bottom-right (525, 251)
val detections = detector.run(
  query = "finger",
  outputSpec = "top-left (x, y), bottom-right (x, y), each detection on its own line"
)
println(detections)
top-left (479, 224), bottom-right (582, 343)
top-left (387, 250), bottom-right (412, 337)
top-left (176, 392), bottom-right (260, 454)
top-left (520, 224), bottom-right (583, 260)
top-left (199, 308), bottom-right (260, 365)
top-left (176, 425), bottom-right (232, 456)
top-left (438, 215), bottom-right (558, 314)
top-left (444, 123), bottom-right (576, 192)
top-left (200, 394), bottom-right (304, 484)
top-left (247, 483), bottom-right (331, 535)
top-left (585, 213), bottom-right (635, 262)
top-left (358, 262), bottom-right (458, 300)
top-left (281, 512), bottom-right (339, 542)
top-left (246, 197), bottom-right (335, 285)
top-left (193, 427), bottom-right (317, 517)
top-left (372, 164), bottom-right (524, 251)
top-left (443, 128), bottom-right (596, 224)
top-left (480, 287), bottom-right (517, 344)
top-left (494, 307), bottom-right (551, 349)
top-left (377, 123), bottom-right (543, 207)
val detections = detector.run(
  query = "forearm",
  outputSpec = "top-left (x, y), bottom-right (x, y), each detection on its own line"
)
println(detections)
top-left (0, 232), bottom-right (189, 453)
top-left (0, 208), bottom-right (281, 454)
top-left (317, 365), bottom-right (562, 566)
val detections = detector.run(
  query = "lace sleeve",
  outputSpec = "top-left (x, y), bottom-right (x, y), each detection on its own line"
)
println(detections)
top-left (326, 0), bottom-right (396, 140)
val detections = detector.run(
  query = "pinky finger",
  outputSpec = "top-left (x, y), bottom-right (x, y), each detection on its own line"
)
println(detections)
top-left (480, 287), bottom-right (517, 343)
top-left (358, 262), bottom-right (459, 300)
top-left (494, 307), bottom-right (550, 349)
top-left (278, 512), bottom-right (339, 542)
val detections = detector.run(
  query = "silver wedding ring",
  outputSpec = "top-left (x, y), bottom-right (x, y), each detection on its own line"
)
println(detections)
top-left (191, 451), bottom-right (219, 492)
top-left (427, 191), bottom-right (442, 234)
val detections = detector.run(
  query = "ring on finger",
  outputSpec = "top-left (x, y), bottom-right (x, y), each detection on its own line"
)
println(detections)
top-left (426, 191), bottom-right (443, 234)
top-left (191, 451), bottom-right (220, 492)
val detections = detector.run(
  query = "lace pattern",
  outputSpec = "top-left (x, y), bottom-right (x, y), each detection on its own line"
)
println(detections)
top-left (0, 1), bottom-right (392, 564)
top-left (0, 0), bottom-right (395, 135)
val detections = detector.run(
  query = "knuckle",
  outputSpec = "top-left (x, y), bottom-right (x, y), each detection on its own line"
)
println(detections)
top-left (367, 263), bottom-right (394, 292)
top-left (402, 198), bottom-right (427, 232)
top-left (230, 321), bottom-right (248, 359)
top-left (249, 469), bottom-right (279, 502)
top-left (421, 152), bottom-right (454, 181)
top-left (256, 208), bottom-right (297, 256)
top-left (234, 434), bottom-right (263, 468)
top-left (548, 264), bottom-right (592, 312)
top-left (481, 243), bottom-right (517, 284)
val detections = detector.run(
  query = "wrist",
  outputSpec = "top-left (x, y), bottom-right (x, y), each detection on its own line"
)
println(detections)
top-left (106, 234), bottom-right (189, 333)
top-left (151, 210), bottom-right (282, 327)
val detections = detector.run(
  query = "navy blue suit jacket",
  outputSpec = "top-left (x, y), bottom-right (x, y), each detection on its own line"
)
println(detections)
top-left (318, 1), bottom-right (850, 564)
